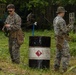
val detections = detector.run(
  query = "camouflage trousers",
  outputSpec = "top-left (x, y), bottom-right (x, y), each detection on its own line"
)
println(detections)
top-left (54, 40), bottom-right (70, 70)
top-left (9, 38), bottom-right (20, 64)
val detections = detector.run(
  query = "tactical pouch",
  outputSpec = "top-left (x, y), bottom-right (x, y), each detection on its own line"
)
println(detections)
top-left (16, 29), bottom-right (24, 45)
top-left (64, 34), bottom-right (70, 41)
top-left (10, 29), bottom-right (24, 45)
top-left (55, 35), bottom-right (64, 50)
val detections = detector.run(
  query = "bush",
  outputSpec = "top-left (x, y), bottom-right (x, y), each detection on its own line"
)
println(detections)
top-left (70, 47), bottom-right (76, 56)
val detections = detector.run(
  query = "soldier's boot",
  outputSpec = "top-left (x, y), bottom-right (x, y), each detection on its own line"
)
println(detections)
top-left (0, 68), bottom-right (2, 71)
top-left (61, 68), bottom-right (67, 74)
top-left (12, 59), bottom-right (20, 64)
top-left (62, 68), bottom-right (67, 72)
top-left (54, 65), bottom-right (60, 71)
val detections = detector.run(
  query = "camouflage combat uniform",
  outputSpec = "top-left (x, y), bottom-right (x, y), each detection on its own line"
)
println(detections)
top-left (53, 15), bottom-right (73, 71)
top-left (27, 12), bottom-right (35, 26)
top-left (5, 12), bottom-right (21, 64)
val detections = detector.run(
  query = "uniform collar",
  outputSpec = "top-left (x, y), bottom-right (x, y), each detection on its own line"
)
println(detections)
top-left (9, 12), bottom-right (16, 17)
top-left (57, 15), bottom-right (63, 19)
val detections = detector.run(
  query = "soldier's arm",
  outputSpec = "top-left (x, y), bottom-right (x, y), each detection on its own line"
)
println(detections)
top-left (67, 24), bottom-right (73, 32)
top-left (2, 16), bottom-right (9, 31)
top-left (10, 16), bottom-right (21, 31)
top-left (59, 21), bottom-right (67, 34)
top-left (4, 16), bottom-right (9, 24)
top-left (59, 21), bottom-right (73, 34)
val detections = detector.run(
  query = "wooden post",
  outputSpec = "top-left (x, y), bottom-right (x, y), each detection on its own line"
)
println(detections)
top-left (0, 3), bottom-right (6, 19)
top-left (69, 12), bottom-right (75, 33)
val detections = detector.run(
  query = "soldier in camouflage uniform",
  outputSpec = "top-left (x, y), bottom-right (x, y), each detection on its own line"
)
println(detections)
top-left (53, 7), bottom-right (73, 72)
top-left (3, 4), bottom-right (22, 64)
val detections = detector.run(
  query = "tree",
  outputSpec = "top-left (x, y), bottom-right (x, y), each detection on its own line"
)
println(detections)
top-left (1, 0), bottom-right (76, 29)
top-left (0, 0), bottom-right (6, 3)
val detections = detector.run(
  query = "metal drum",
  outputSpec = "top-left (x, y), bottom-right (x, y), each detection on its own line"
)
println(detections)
top-left (29, 36), bottom-right (51, 69)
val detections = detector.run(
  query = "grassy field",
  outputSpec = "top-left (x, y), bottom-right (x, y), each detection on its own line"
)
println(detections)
top-left (0, 30), bottom-right (76, 75)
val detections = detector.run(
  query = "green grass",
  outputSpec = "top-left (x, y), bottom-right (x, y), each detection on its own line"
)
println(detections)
top-left (0, 30), bottom-right (76, 75)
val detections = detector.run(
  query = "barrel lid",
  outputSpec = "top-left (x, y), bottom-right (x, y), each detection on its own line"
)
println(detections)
top-left (29, 36), bottom-right (51, 47)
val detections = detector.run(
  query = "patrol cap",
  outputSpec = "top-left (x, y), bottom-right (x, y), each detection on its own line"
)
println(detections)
top-left (7, 4), bottom-right (15, 9)
top-left (56, 6), bottom-right (67, 13)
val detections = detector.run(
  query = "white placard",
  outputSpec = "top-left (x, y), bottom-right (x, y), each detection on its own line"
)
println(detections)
top-left (29, 47), bottom-right (50, 60)
top-left (69, 12), bottom-right (75, 24)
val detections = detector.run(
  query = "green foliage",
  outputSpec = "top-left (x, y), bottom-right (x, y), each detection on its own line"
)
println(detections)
top-left (52, 0), bottom-right (76, 5)
top-left (70, 48), bottom-right (76, 56)
top-left (2, 0), bottom-right (76, 11)
top-left (3, 0), bottom-right (48, 12)
top-left (71, 37), bottom-right (76, 42)
top-left (25, 0), bottom-right (49, 14)
top-left (67, 65), bottom-right (76, 72)
top-left (70, 33), bottom-right (76, 56)
top-left (0, 31), bottom-right (76, 75)
top-left (26, 0), bottom-right (48, 9)
top-left (0, 0), bottom-right (6, 3)
top-left (52, 0), bottom-right (69, 6)
top-left (69, 0), bottom-right (76, 5)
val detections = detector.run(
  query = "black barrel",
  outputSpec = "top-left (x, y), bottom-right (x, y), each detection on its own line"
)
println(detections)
top-left (29, 36), bottom-right (51, 69)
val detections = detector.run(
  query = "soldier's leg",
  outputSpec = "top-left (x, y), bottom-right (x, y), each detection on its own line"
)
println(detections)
top-left (62, 40), bottom-right (70, 72)
top-left (54, 49), bottom-right (62, 70)
top-left (12, 39), bottom-right (20, 64)
top-left (9, 38), bottom-right (20, 64)
top-left (9, 38), bottom-right (13, 60)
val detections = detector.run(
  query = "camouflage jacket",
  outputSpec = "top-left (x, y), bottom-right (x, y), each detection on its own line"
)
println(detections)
top-left (5, 12), bottom-right (22, 38)
top-left (53, 15), bottom-right (73, 36)
top-left (5, 12), bottom-right (21, 31)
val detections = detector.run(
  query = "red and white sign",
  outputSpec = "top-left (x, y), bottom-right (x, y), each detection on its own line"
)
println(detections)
top-left (29, 47), bottom-right (50, 60)
top-left (36, 50), bottom-right (42, 57)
